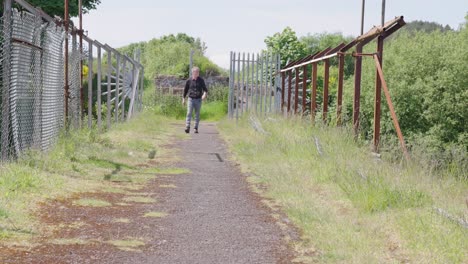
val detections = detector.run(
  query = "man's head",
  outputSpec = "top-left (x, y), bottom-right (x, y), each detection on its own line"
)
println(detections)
top-left (192, 66), bottom-right (200, 79)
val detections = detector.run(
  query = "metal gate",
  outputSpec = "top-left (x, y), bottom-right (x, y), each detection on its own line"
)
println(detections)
top-left (228, 52), bottom-right (281, 118)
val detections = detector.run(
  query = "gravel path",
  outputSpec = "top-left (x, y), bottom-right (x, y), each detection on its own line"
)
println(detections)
top-left (0, 123), bottom-right (294, 264)
top-left (137, 123), bottom-right (294, 263)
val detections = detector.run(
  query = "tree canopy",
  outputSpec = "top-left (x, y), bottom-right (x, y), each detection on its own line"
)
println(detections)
top-left (264, 27), bottom-right (307, 67)
top-left (2, 0), bottom-right (101, 18)
top-left (118, 33), bottom-right (223, 79)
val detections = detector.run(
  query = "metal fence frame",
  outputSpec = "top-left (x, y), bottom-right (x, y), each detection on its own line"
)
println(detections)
top-left (228, 52), bottom-right (281, 118)
top-left (279, 16), bottom-right (408, 157)
top-left (0, 0), bottom-right (144, 161)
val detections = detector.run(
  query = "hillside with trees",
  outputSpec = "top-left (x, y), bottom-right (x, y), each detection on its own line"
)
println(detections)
top-left (118, 33), bottom-right (224, 80)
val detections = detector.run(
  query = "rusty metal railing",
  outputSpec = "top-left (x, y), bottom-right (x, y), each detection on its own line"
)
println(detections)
top-left (280, 16), bottom-right (408, 158)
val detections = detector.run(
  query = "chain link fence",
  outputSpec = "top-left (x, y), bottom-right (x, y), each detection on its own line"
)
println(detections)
top-left (0, 0), bottom-right (144, 161)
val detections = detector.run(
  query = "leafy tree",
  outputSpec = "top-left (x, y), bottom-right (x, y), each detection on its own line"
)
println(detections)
top-left (118, 34), bottom-right (223, 79)
top-left (1, 0), bottom-right (101, 18)
top-left (264, 27), bottom-right (307, 67)
top-left (300, 32), bottom-right (355, 77)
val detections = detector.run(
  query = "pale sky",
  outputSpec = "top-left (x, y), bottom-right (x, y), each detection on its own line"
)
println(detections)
top-left (73, 0), bottom-right (467, 69)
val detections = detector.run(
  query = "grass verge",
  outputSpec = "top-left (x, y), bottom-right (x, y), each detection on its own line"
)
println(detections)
top-left (0, 110), bottom-right (177, 242)
top-left (218, 114), bottom-right (467, 264)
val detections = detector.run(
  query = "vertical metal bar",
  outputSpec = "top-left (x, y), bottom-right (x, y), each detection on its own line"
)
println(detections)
top-left (106, 50), bottom-right (112, 129)
top-left (228, 51), bottom-right (233, 118)
top-left (311, 62), bottom-right (318, 122)
top-left (115, 54), bottom-right (121, 123)
top-left (373, 36), bottom-right (384, 152)
top-left (294, 68), bottom-right (299, 114)
top-left (276, 54), bottom-right (281, 113)
top-left (287, 70), bottom-right (292, 113)
top-left (87, 42), bottom-right (93, 128)
top-left (1, 0), bottom-right (13, 160)
top-left (139, 67), bottom-right (144, 112)
top-left (353, 44), bottom-right (363, 136)
top-left (246, 53), bottom-right (250, 112)
top-left (256, 53), bottom-right (260, 114)
top-left (266, 53), bottom-right (271, 113)
top-left (250, 53), bottom-right (255, 110)
top-left (337, 54), bottom-right (345, 126)
top-left (381, 0), bottom-right (386, 26)
top-left (189, 49), bottom-right (194, 78)
top-left (373, 55), bottom-right (409, 160)
top-left (361, 0), bottom-right (365, 35)
top-left (302, 65), bottom-right (307, 114)
top-left (236, 52), bottom-right (240, 120)
top-left (323, 59), bottom-right (330, 122)
top-left (281, 72), bottom-right (285, 112)
top-left (79, 0), bottom-right (84, 120)
top-left (121, 59), bottom-right (127, 121)
top-left (267, 53), bottom-right (275, 113)
top-left (241, 52), bottom-right (245, 115)
top-left (97, 45), bottom-right (102, 130)
top-left (64, 0), bottom-right (70, 125)
top-left (259, 53), bottom-right (264, 114)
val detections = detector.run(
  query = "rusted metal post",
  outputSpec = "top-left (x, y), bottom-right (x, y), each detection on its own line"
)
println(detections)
top-left (287, 70), bottom-right (292, 113)
top-left (373, 36), bottom-right (384, 152)
top-left (323, 59), bottom-right (330, 122)
top-left (361, 0), bottom-right (365, 35)
top-left (302, 65), bottom-right (307, 114)
top-left (64, 0), bottom-right (70, 125)
top-left (79, 0), bottom-right (84, 122)
top-left (311, 62), bottom-right (318, 122)
top-left (294, 68), bottom-right (299, 114)
top-left (373, 55), bottom-right (410, 160)
top-left (337, 54), bottom-right (345, 126)
top-left (281, 72), bottom-right (285, 111)
top-left (353, 43), bottom-right (363, 136)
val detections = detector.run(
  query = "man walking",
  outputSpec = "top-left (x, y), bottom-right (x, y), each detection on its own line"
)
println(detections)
top-left (182, 66), bottom-right (207, 134)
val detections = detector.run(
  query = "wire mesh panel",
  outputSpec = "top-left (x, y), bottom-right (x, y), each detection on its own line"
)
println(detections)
top-left (41, 22), bottom-right (65, 151)
top-left (69, 33), bottom-right (83, 128)
top-left (0, 0), bottom-right (145, 161)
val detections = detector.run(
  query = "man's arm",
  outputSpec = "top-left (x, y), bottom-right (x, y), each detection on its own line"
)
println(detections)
top-left (201, 79), bottom-right (208, 100)
top-left (183, 80), bottom-right (190, 98)
top-left (182, 80), bottom-right (189, 105)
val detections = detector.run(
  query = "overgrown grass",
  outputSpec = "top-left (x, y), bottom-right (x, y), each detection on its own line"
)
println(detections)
top-left (218, 114), bottom-right (467, 263)
top-left (0, 110), bottom-right (176, 241)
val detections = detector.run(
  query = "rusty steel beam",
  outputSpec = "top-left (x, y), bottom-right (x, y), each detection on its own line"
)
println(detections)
top-left (311, 61), bottom-right (318, 123)
top-left (341, 16), bottom-right (405, 53)
top-left (373, 36), bottom-right (384, 152)
top-left (281, 71), bottom-right (285, 111)
top-left (294, 68), bottom-right (299, 114)
top-left (287, 70), bottom-right (292, 113)
top-left (326, 43), bottom-right (346, 55)
top-left (373, 54), bottom-right (410, 160)
top-left (302, 65), bottom-right (308, 113)
top-left (336, 53), bottom-right (345, 126)
top-left (321, 43), bottom-right (345, 122)
top-left (353, 43), bottom-right (363, 136)
top-left (323, 58), bottom-right (330, 122)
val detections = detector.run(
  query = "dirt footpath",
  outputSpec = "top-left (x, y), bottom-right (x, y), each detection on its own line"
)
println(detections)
top-left (0, 123), bottom-right (295, 264)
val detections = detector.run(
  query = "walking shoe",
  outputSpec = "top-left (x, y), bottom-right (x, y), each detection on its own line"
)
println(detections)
top-left (194, 128), bottom-right (199, 134)
top-left (184, 127), bottom-right (190, 134)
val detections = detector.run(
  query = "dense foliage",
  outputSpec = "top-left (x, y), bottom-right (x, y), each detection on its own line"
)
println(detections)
top-left (265, 17), bottom-right (467, 171)
top-left (118, 33), bottom-right (224, 79)
top-left (1, 0), bottom-right (101, 18)
top-left (349, 17), bottom-right (467, 166)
